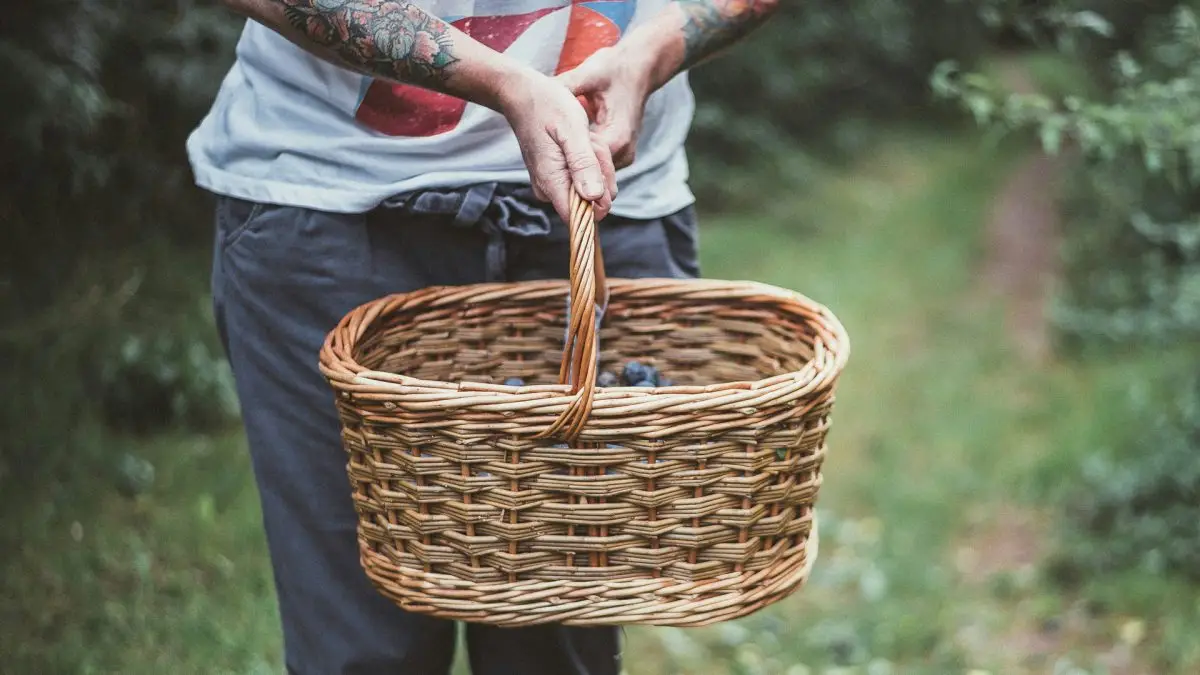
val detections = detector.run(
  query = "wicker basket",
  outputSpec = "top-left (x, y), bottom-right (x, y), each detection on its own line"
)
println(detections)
top-left (319, 191), bottom-right (849, 627)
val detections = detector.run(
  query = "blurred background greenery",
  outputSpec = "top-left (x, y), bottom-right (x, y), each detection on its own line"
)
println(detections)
top-left (2, 1), bottom-right (1199, 673)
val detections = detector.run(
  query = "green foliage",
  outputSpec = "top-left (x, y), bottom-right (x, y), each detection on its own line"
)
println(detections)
top-left (1052, 376), bottom-right (1200, 582)
top-left (935, 1), bottom-right (1200, 592)
top-left (0, 2), bottom-right (240, 484)
top-left (932, 4), bottom-right (1200, 345)
top-left (0, 0), bottom-right (237, 323)
top-left (0, 239), bottom-right (238, 501)
top-left (97, 317), bottom-right (238, 434)
top-left (933, 8), bottom-right (1200, 169)
top-left (686, 0), bottom-right (992, 209)
top-left (1052, 159), bottom-right (1200, 344)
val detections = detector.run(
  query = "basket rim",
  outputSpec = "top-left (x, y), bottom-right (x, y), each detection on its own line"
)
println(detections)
top-left (319, 277), bottom-right (850, 424)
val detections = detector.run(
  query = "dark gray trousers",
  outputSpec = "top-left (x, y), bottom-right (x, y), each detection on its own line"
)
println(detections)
top-left (209, 184), bottom-right (700, 675)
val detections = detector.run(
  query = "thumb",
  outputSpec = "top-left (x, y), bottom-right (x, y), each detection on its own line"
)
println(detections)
top-left (556, 59), bottom-right (607, 94)
top-left (555, 67), bottom-right (586, 93)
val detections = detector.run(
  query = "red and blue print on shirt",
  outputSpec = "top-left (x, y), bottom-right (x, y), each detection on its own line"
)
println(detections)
top-left (354, 0), bottom-right (635, 137)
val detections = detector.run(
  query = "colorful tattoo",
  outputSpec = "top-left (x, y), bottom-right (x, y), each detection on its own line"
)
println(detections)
top-left (676, 0), bottom-right (776, 70)
top-left (280, 0), bottom-right (458, 83)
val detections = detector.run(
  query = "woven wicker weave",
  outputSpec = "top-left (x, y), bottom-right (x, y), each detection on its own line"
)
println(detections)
top-left (319, 191), bottom-right (849, 626)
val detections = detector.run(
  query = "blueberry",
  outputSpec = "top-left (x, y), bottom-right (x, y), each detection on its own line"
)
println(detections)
top-left (643, 365), bottom-right (659, 385)
top-left (597, 371), bottom-right (619, 388)
top-left (634, 380), bottom-right (655, 387)
top-left (621, 361), bottom-right (650, 386)
top-left (504, 377), bottom-right (525, 387)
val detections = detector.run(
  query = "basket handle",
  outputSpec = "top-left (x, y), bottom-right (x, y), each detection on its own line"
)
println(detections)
top-left (538, 188), bottom-right (609, 441)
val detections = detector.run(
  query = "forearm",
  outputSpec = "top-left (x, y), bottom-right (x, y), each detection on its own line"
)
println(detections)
top-left (222, 0), bottom-right (534, 111)
top-left (615, 0), bottom-right (780, 94)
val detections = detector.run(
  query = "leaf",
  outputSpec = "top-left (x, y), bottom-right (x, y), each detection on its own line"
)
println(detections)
top-left (198, 494), bottom-right (216, 523)
top-left (1068, 10), bottom-right (1114, 38)
top-left (1040, 115), bottom-right (1068, 155)
top-left (1115, 52), bottom-right (1142, 82)
top-left (1145, 147), bottom-right (1164, 174)
top-left (965, 94), bottom-right (995, 124)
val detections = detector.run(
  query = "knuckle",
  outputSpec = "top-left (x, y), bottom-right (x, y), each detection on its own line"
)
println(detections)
top-left (545, 118), bottom-right (567, 140)
top-left (605, 126), bottom-right (633, 149)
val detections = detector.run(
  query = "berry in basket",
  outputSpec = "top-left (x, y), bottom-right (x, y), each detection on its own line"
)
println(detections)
top-left (620, 360), bottom-right (651, 386)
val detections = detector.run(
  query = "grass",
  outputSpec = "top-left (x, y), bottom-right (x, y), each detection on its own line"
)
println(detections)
top-left (1, 432), bottom-right (281, 674)
top-left (3, 128), bottom-right (1196, 674)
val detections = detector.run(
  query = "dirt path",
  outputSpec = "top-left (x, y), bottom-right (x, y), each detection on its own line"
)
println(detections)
top-left (977, 62), bottom-right (1065, 362)
top-left (979, 152), bottom-right (1064, 361)
top-left (964, 153), bottom-right (1155, 672)
top-left (959, 61), bottom-right (1157, 675)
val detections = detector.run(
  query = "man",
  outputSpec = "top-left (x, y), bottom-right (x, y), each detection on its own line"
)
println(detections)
top-left (189, 0), bottom-right (779, 672)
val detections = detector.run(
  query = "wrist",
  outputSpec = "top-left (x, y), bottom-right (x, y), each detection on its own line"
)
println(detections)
top-left (615, 30), bottom-right (683, 96)
top-left (490, 63), bottom-right (548, 116)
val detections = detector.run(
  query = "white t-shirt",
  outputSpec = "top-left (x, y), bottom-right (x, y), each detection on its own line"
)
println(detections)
top-left (187, 0), bottom-right (696, 218)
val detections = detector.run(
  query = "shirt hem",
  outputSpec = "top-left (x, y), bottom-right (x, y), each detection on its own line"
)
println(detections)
top-left (191, 164), bottom-right (696, 221)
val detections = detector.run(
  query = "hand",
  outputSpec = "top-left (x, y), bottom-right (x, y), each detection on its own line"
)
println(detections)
top-left (497, 69), bottom-right (618, 222)
top-left (557, 46), bottom-right (653, 169)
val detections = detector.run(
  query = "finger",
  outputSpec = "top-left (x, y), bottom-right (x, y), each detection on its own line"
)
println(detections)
top-left (531, 154), bottom-right (574, 224)
top-left (547, 180), bottom-right (572, 225)
top-left (591, 185), bottom-right (612, 222)
top-left (541, 171), bottom-right (573, 223)
top-left (549, 120), bottom-right (605, 202)
top-left (555, 66), bottom-right (588, 93)
top-left (576, 95), bottom-right (597, 123)
top-left (556, 55), bottom-right (607, 94)
top-left (601, 124), bottom-right (636, 169)
top-left (581, 136), bottom-right (612, 221)
top-left (532, 170), bottom-right (571, 224)
top-left (614, 146), bottom-right (635, 169)
top-left (592, 131), bottom-right (618, 203)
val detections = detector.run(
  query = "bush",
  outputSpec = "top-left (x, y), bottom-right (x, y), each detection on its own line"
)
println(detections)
top-left (96, 315), bottom-right (238, 434)
top-left (686, 0), bottom-right (994, 209)
top-left (934, 1), bottom-right (1200, 584)
top-left (0, 2), bottom-right (240, 485)
top-left (0, 239), bottom-right (238, 495)
top-left (933, 3), bottom-right (1200, 346)
top-left (1052, 157), bottom-right (1200, 345)
top-left (1054, 377), bottom-right (1200, 581)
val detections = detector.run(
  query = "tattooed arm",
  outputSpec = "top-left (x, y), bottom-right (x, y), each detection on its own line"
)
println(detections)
top-left (675, 0), bottom-right (780, 70)
top-left (220, 0), bottom-right (616, 219)
top-left (558, 0), bottom-right (779, 168)
top-left (613, 0), bottom-right (783, 94)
